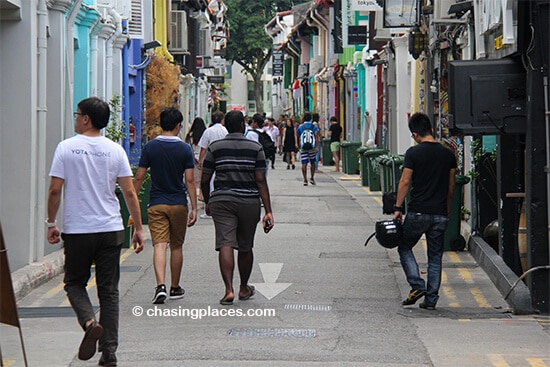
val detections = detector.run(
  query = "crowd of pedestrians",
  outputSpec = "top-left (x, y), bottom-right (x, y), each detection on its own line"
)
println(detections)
top-left (45, 98), bottom-right (456, 366)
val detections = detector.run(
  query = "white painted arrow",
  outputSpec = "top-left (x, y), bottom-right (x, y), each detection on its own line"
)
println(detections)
top-left (253, 263), bottom-right (292, 300)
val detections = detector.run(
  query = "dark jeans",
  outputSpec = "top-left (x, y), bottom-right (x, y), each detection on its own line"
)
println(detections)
top-left (62, 231), bottom-right (123, 354)
top-left (398, 213), bottom-right (449, 306)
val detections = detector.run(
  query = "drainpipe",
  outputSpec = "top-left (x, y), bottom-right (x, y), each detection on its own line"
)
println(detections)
top-left (65, 0), bottom-right (83, 135)
top-left (121, 19), bottom-right (130, 155)
top-left (106, 5), bottom-right (124, 99)
top-left (544, 74), bottom-right (550, 249)
top-left (33, 0), bottom-right (48, 263)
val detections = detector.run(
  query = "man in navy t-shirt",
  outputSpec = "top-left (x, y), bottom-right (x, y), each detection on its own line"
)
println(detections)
top-left (134, 108), bottom-right (197, 304)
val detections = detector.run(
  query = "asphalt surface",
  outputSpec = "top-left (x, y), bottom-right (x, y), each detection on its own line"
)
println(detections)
top-left (2, 160), bottom-right (549, 367)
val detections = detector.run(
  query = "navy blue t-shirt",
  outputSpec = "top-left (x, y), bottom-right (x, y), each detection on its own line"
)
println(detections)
top-left (403, 142), bottom-right (457, 215)
top-left (138, 136), bottom-right (195, 206)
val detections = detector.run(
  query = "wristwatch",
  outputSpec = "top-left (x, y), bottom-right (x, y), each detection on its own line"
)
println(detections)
top-left (45, 220), bottom-right (57, 228)
top-left (393, 205), bottom-right (404, 212)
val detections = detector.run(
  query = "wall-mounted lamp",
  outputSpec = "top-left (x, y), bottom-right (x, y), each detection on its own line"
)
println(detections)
top-left (143, 40), bottom-right (162, 51)
top-left (366, 58), bottom-right (388, 67)
top-left (408, 24), bottom-right (427, 60)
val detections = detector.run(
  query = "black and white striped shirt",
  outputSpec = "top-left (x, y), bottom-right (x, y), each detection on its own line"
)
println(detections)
top-left (202, 132), bottom-right (266, 204)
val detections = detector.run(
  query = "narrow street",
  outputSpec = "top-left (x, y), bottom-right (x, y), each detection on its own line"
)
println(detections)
top-left (2, 165), bottom-right (549, 367)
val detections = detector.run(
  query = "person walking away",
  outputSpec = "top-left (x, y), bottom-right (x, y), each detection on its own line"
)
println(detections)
top-left (201, 110), bottom-right (274, 306)
top-left (185, 117), bottom-right (207, 202)
top-left (263, 117), bottom-right (279, 169)
top-left (296, 112), bottom-right (320, 185)
top-left (197, 110), bottom-right (227, 219)
top-left (246, 113), bottom-right (274, 176)
top-left (393, 112), bottom-right (457, 310)
top-left (46, 97), bottom-right (145, 367)
top-left (282, 116), bottom-right (296, 169)
top-left (134, 108), bottom-right (198, 305)
top-left (327, 116), bottom-right (343, 172)
top-left (312, 112), bottom-right (322, 172)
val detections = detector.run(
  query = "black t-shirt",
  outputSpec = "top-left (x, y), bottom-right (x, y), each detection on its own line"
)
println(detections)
top-left (403, 142), bottom-right (457, 215)
top-left (329, 123), bottom-right (342, 142)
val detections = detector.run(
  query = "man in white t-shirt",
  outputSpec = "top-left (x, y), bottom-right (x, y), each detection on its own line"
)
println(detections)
top-left (197, 110), bottom-right (227, 218)
top-left (46, 97), bottom-right (145, 366)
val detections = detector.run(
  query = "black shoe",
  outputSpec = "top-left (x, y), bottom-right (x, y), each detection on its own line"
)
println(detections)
top-left (271, 165), bottom-right (275, 169)
top-left (419, 301), bottom-right (436, 310)
top-left (402, 289), bottom-right (426, 305)
top-left (169, 285), bottom-right (185, 300)
top-left (152, 284), bottom-right (167, 304)
top-left (78, 321), bottom-right (103, 361)
top-left (98, 352), bottom-right (117, 366)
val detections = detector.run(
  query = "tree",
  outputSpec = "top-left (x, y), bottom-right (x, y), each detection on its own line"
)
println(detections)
top-left (225, 0), bottom-right (307, 114)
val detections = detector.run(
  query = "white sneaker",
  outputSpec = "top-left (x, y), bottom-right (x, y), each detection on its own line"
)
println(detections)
top-left (200, 213), bottom-right (212, 219)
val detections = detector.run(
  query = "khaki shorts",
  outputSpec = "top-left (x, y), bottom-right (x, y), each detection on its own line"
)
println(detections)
top-left (147, 204), bottom-right (189, 247)
top-left (330, 142), bottom-right (341, 152)
top-left (209, 201), bottom-right (261, 252)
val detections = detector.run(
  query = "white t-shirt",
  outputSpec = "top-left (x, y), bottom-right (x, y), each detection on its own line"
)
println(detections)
top-left (245, 128), bottom-right (261, 143)
top-left (49, 134), bottom-right (132, 234)
top-left (197, 123), bottom-right (228, 149)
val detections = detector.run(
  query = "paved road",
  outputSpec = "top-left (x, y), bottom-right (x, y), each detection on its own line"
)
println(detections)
top-left (2, 162), bottom-right (549, 366)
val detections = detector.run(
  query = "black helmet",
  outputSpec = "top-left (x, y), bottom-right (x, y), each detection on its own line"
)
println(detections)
top-left (365, 219), bottom-right (402, 248)
top-left (375, 219), bottom-right (402, 248)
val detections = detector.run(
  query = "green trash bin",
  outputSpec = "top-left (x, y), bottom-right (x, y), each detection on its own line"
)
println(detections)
top-left (444, 174), bottom-right (471, 251)
top-left (357, 146), bottom-right (369, 185)
top-left (378, 154), bottom-right (404, 193)
top-left (364, 148), bottom-right (388, 190)
top-left (116, 186), bottom-right (132, 248)
top-left (322, 137), bottom-right (333, 166)
top-left (341, 141), bottom-right (361, 174)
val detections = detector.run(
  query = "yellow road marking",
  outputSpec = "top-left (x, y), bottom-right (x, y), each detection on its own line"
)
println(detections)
top-left (488, 354), bottom-right (509, 367)
top-left (2, 360), bottom-right (15, 367)
top-left (447, 251), bottom-right (461, 263)
top-left (458, 268), bottom-right (474, 283)
top-left (470, 287), bottom-right (491, 308)
top-left (527, 358), bottom-right (547, 367)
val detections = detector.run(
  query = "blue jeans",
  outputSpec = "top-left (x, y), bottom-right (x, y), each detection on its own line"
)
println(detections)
top-left (398, 213), bottom-right (449, 306)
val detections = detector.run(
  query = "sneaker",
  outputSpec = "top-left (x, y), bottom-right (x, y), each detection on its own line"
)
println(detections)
top-left (152, 284), bottom-right (167, 304)
top-left (98, 352), bottom-right (117, 366)
top-left (169, 286), bottom-right (185, 300)
top-left (419, 301), bottom-right (436, 310)
top-left (292, 164), bottom-right (295, 169)
top-left (287, 165), bottom-right (290, 170)
top-left (200, 213), bottom-right (212, 219)
top-left (309, 179), bottom-right (316, 185)
top-left (402, 289), bottom-right (426, 305)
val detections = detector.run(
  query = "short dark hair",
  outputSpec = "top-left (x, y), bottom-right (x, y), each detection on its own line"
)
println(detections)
top-left (330, 116), bottom-right (338, 122)
top-left (224, 110), bottom-right (244, 133)
top-left (78, 97), bottom-right (110, 130)
top-left (303, 112), bottom-right (312, 122)
top-left (211, 110), bottom-right (224, 125)
top-left (252, 113), bottom-right (264, 128)
top-left (160, 108), bottom-right (183, 131)
top-left (312, 113), bottom-right (319, 122)
top-left (408, 112), bottom-right (433, 137)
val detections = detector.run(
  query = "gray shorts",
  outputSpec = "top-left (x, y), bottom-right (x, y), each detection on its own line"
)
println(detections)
top-left (209, 201), bottom-right (261, 252)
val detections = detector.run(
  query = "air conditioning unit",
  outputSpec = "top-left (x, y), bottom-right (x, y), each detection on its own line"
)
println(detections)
top-left (434, 0), bottom-right (456, 19)
top-left (170, 10), bottom-right (188, 53)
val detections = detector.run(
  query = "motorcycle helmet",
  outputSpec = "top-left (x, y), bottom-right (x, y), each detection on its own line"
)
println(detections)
top-left (374, 219), bottom-right (402, 248)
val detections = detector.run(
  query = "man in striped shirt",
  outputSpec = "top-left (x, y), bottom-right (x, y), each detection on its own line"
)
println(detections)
top-left (201, 110), bottom-right (274, 306)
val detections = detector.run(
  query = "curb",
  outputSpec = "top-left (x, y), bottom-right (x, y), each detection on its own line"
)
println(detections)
top-left (468, 235), bottom-right (533, 314)
top-left (11, 250), bottom-right (64, 302)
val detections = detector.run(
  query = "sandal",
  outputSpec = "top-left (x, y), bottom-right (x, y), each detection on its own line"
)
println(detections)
top-left (238, 285), bottom-right (255, 301)
top-left (303, 181), bottom-right (308, 186)
top-left (219, 296), bottom-right (234, 306)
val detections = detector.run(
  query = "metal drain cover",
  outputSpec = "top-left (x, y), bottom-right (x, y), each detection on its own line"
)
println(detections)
top-left (228, 328), bottom-right (316, 338)
top-left (284, 304), bottom-right (332, 311)
top-left (17, 306), bottom-right (99, 318)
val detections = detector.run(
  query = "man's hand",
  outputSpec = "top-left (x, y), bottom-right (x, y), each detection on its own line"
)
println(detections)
top-left (132, 229), bottom-right (145, 254)
top-left (188, 209), bottom-right (197, 227)
top-left (47, 227), bottom-right (60, 244)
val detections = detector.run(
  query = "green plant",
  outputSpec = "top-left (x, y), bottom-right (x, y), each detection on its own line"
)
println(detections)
top-left (105, 93), bottom-right (126, 143)
top-left (461, 206), bottom-right (471, 220)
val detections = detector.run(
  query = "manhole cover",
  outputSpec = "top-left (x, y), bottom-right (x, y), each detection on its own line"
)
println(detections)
top-left (228, 328), bottom-right (316, 338)
top-left (284, 304), bottom-right (332, 311)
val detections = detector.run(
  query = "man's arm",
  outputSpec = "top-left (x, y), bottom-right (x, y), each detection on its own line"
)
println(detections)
top-left (201, 171), bottom-right (213, 215)
top-left (184, 168), bottom-right (197, 226)
top-left (197, 147), bottom-right (207, 170)
top-left (393, 167), bottom-right (413, 222)
top-left (118, 176), bottom-right (145, 253)
top-left (447, 168), bottom-right (457, 217)
top-left (133, 166), bottom-right (147, 193)
top-left (46, 177), bottom-right (64, 244)
top-left (255, 170), bottom-right (274, 231)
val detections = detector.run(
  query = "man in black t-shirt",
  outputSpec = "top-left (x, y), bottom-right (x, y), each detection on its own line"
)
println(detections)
top-left (393, 113), bottom-right (457, 310)
top-left (327, 116), bottom-right (342, 172)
